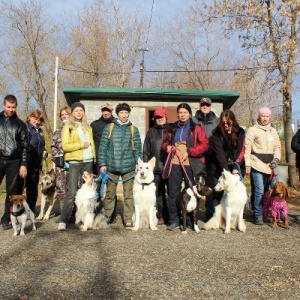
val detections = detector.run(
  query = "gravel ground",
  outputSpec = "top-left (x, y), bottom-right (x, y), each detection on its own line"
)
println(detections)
top-left (1, 197), bottom-right (300, 300)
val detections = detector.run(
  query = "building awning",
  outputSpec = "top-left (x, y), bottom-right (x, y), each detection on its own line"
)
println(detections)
top-left (63, 87), bottom-right (240, 110)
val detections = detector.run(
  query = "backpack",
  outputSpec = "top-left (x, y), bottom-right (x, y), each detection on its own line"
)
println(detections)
top-left (107, 123), bottom-right (135, 150)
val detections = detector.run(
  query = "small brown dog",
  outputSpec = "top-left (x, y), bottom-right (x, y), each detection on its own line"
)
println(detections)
top-left (10, 195), bottom-right (36, 236)
top-left (263, 182), bottom-right (291, 229)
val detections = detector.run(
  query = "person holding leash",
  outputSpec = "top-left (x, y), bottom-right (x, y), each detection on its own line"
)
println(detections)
top-left (162, 103), bottom-right (209, 231)
top-left (98, 103), bottom-right (141, 229)
top-left (245, 107), bottom-right (281, 225)
top-left (58, 102), bottom-right (95, 231)
top-left (26, 109), bottom-right (48, 213)
top-left (0, 94), bottom-right (28, 230)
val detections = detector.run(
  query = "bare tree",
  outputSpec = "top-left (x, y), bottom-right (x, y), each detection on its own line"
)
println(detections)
top-left (196, 0), bottom-right (300, 187)
top-left (0, 0), bottom-right (59, 137)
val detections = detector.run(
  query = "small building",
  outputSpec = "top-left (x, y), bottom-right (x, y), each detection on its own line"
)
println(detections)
top-left (63, 87), bottom-right (239, 142)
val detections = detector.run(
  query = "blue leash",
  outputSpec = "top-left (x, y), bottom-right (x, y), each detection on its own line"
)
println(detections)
top-left (98, 170), bottom-right (136, 198)
top-left (233, 162), bottom-right (251, 211)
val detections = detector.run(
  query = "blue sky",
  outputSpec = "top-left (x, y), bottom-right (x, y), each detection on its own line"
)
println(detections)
top-left (45, 0), bottom-right (300, 123)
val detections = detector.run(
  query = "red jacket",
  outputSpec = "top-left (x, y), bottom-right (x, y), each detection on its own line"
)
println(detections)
top-left (162, 120), bottom-right (208, 177)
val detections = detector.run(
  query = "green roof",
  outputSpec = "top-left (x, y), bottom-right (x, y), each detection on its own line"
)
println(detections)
top-left (63, 87), bottom-right (240, 109)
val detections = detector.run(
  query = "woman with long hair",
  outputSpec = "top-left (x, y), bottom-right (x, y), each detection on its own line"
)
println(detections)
top-left (58, 102), bottom-right (95, 231)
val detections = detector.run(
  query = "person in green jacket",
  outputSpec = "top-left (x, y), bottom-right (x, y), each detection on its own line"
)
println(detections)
top-left (98, 103), bottom-right (141, 229)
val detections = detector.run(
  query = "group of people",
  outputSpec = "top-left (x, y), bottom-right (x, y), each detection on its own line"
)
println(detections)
top-left (0, 93), bottom-right (295, 232)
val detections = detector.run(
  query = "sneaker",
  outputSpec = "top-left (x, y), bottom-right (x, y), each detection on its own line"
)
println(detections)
top-left (254, 218), bottom-right (264, 225)
top-left (58, 222), bottom-right (66, 231)
top-left (2, 223), bottom-right (12, 230)
top-left (125, 222), bottom-right (133, 229)
top-left (167, 223), bottom-right (179, 231)
top-left (157, 218), bottom-right (165, 225)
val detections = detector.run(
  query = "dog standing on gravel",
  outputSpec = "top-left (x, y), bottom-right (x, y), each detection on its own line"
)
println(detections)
top-left (203, 169), bottom-right (247, 234)
top-left (176, 182), bottom-right (212, 234)
top-left (132, 157), bottom-right (158, 231)
top-left (75, 171), bottom-right (108, 231)
top-left (37, 169), bottom-right (57, 220)
top-left (10, 194), bottom-right (36, 236)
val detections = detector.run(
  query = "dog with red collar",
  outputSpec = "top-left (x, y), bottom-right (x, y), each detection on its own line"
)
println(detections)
top-left (10, 194), bottom-right (36, 236)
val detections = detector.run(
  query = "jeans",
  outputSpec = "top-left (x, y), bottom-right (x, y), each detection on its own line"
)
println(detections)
top-left (0, 159), bottom-right (23, 224)
top-left (59, 161), bottom-right (93, 223)
top-left (168, 164), bottom-right (194, 225)
top-left (251, 169), bottom-right (270, 219)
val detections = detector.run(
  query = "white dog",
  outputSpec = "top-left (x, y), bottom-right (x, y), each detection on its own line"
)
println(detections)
top-left (37, 169), bottom-right (57, 220)
top-left (75, 172), bottom-right (108, 231)
top-left (132, 157), bottom-right (158, 231)
top-left (203, 169), bottom-right (247, 234)
top-left (10, 195), bottom-right (36, 236)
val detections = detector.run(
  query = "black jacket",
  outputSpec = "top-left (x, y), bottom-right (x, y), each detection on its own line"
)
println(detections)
top-left (91, 116), bottom-right (114, 162)
top-left (291, 129), bottom-right (300, 168)
top-left (143, 123), bottom-right (170, 174)
top-left (212, 125), bottom-right (245, 176)
top-left (0, 111), bottom-right (28, 166)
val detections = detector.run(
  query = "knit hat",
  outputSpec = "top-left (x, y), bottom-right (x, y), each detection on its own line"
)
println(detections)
top-left (115, 103), bottom-right (131, 114)
top-left (200, 97), bottom-right (212, 105)
top-left (71, 102), bottom-right (85, 112)
top-left (258, 107), bottom-right (271, 117)
top-left (153, 108), bottom-right (167, 118)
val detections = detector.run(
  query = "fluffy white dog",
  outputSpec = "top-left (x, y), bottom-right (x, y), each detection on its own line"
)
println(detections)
top-left (75, 172), bottom-right (108, 231)
top-left (132, 157), bottom-right (158, 231)
top-left (203, 169), bottom-right (247, 234)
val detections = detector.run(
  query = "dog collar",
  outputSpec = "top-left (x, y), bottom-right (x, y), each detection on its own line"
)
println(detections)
top-left (10, 207), bottom-right (25, 217)
top-left (140, 180), bottom-right (155, 190)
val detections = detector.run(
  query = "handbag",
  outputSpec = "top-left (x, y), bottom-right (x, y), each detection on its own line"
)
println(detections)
top-left (52, 154), bottom-right (64, 168)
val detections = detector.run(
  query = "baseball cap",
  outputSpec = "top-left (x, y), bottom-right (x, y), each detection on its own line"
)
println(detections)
top-left (101, 103), bottom-right (113, 111)
top-left (199, 97), bottom-right (212, 105)
top-left (153, 108), bottom-right (167, 118)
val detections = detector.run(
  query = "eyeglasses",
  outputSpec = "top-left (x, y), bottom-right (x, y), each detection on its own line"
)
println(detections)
top-left (222, 121), bottom-right (233, 126)
top-left (200, 103), bottom-right (211, 107)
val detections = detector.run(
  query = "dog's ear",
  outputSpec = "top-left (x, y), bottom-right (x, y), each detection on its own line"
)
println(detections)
top-left (148, 157), bottom-right (156, 170)
top-left (20, 195), bottom-right (27, 201)
top-left (9, 195), bottom-right (14, 202)
top-left (138, 157), bottom-right (143, 166)
top-left (50, 169), bottom-right (55, 176)
top-left (284, 185), bottom-right (291, 199)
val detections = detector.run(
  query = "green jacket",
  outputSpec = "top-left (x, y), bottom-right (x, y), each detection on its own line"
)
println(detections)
top-left (98, 119), bottom-right (141, 174)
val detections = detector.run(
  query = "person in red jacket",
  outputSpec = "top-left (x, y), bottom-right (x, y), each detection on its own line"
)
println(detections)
top-left (162, 103), bottom-right (208, 231)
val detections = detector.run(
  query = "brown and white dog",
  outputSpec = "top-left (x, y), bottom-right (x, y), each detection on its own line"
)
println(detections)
top-left (10, 195), bottom-right (36, 236)
top-left (176, 182), bottom-right (212, 234)
top-left (263, 182), bottom-right (290, 229)
top-left (37, 169), bottom-right (57, 220)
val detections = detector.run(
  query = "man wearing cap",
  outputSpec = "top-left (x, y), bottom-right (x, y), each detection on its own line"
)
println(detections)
top-left (91, 103), bottom-right (114, 174)
top-left (143, 108), bottom-right (170, 225)
top-left (193, 97), bottom-right (219, 221)
top-left (245, 107), bottom-right (281, 225)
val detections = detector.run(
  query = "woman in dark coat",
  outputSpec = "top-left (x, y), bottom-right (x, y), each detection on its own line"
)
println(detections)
top-left (162, 103), bottom-right (209, 230)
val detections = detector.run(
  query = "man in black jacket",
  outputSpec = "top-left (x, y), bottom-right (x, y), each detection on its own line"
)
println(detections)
top-left (193, 97), bottom-right (219, 221)
top-left (91, 103), bottom-right (114, 175)
top-left (0, 94), bottom-right (28, 230)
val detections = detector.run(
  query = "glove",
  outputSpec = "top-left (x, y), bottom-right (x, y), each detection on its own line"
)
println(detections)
top-left (269, 158), bottom-right (279, 169)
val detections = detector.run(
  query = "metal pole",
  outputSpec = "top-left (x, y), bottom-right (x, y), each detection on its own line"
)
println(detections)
top-left (138, 48), bottom-right (149, 88)
top-left (53, 56), bottom-right (59, 132)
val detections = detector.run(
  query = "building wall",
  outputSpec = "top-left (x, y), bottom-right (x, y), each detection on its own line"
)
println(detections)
top-left (82, 99), bottom-right (222, 144)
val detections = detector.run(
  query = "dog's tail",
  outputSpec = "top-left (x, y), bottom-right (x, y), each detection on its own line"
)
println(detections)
top-left (203, 205), bottom-right (221, 230)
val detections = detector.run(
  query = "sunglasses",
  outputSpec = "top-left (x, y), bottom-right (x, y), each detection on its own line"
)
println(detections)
top-left (222, 121), bottom-right (233, 126)
top-left (200, 103), bottom-right (211, 107)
